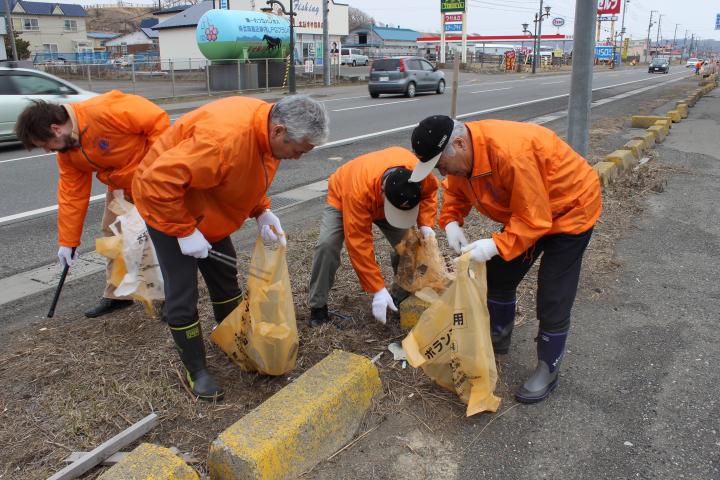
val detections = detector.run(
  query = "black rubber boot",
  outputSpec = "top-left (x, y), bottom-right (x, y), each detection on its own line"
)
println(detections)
top-left (211, 294), bottom-right (242, 324)
top-left (515, 329), bottom-right (568, 404)
top-left (84, 298), bottom-right (133, 318)
top-left (310, 305), bottom-right (330, 327)
top-left (487, 298), bottom-right (516, 355)
top-left (169, 321), bottom-right (224, 401)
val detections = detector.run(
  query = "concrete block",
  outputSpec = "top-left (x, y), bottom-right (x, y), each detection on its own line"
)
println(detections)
top-left (208, 350), bottom-right (381, 480)
top-left (630, 115), bottom-right (669, 128)
top-left (593, 161), bottom-right (618, 188)
top-left (687, 95), bottom-right (697, 107)
top-left (675, 102), bottom-right (688, 118)
top-left (647, 125), bottom-right (666, 143)
top-left (632, 132), bottom-right (656, 150)
top-left (606, 149), bottom-right (636, 173)
top-left (98, 443), bottom-right (199, 480)
top-left (655, 118), bottom-right (671, 133)
top-left (666, 110), bottom-right (682, 123)
top-left (619, 140), bottom-right (645, 160)
top-left (399, 295), bottom-right (431, 329)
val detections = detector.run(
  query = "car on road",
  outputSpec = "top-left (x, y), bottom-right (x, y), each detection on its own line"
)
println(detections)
top-left (686, 57), bottom-right (700, 68)
top-left (0, 67), bottom-right (96, 142)
top-left (648, 57), bottom-right (670, 74)
top-left (340, 48), bottom-right (369, 67)
top-left (368, 57), bottom-right (445, 98)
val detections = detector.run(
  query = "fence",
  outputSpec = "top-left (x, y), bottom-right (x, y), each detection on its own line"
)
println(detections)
top-left (36, 57), bottom-right (349, 100)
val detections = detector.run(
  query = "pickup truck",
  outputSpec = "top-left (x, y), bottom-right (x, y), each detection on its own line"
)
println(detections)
top-left (341, 48), bottom-right (369, 66)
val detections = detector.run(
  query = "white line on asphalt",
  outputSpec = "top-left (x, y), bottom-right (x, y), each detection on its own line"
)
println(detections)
top-left (0, 152), bottom-right (54, 164)
top-left (541, 81), bottom-right (565, 85)
top-left (470, 87), bottom-right (513, 94)
top-left (321, 95), bottom-right (370, 102)
top-left (0, 194), bottom-right (105, 225)
top-left (331, 99), bottom-right (419, 112)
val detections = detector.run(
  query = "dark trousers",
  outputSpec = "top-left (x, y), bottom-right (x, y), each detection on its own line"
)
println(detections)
top-left (147, 226), bottom-right (242, 327)
top-left (486, 228), bottom-right (593, 333)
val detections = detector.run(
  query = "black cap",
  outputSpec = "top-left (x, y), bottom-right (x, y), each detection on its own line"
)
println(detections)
top-left (409, 115), bottom-right (455, 182)
top-left (383, 168), bottom-right (421, 228)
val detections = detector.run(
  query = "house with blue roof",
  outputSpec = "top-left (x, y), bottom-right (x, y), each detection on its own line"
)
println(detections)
top-left (104, 18), bottom-right (159, 57)
top-left (344, 25), bottom-right (422, 57)
top-left (0, 0), bottom-right (90, 57)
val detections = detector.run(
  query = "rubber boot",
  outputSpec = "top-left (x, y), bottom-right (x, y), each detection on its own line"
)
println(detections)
top-left (169, 320), bottom-right (224, 401)
top-left (211, 293), bottom-right (242, 324)
top-left (487, 298), bottom-right (516, 355)
top-left (310, 305), bottom-right (330, 327)
top-left (515, 329), bottom-right (568, 404)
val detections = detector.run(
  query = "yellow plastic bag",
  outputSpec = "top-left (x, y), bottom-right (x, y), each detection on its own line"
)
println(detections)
top-left (402, 253), bottom-right (501, 416)
top-left (394, 229), bottom-right (453, 294)
top-left (210, 237), bottom-right (298, 376)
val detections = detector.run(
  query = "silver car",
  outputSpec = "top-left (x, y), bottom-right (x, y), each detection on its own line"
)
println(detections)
top-left (0, 67), bottom-right (96, 142)
top-left (368, 57), bottom-right (445, 98)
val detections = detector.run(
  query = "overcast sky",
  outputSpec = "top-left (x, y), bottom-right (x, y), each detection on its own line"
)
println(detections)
top-left (350, 0), bottom-right (719, 44)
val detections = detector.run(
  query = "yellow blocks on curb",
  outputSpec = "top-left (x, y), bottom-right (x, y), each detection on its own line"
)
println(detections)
top-left (98, 444), bottom-right (199, 480)
top-left (647, 125), bottom-right (666, 143)
top-left (655, 118), bottom-right (671, 134)
top-left (208, 350), bottom-right (381, 480)
top-left (619, 140), bottom-right (645, 161)
top-left (666, 110), bottom-right (682, 123)
top-left (399, 295), bottom-right (431, 329)
top-left (633, 132), bottom-right (656, 150)
top-left (675, 102), bottom-right (689, 119)
top-left (593, 162), bottom-right (617, 188)
top-left (630, 115), bottom-right (669, 128)
top-left (606, 149), bottom-right (637, 173)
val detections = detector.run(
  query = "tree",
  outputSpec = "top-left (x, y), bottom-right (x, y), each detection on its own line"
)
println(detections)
top-left (348, 6), bottom-right (374, 31)
top-left (5, 32), bottom-right (31, 60)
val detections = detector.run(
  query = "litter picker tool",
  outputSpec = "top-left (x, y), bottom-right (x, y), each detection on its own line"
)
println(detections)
top-left (47, 247), bottom-right (76, 318)
top-left (208, 249), bottom-right (237, 268)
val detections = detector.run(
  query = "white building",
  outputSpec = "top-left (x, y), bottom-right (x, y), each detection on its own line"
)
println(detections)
top-left (1, 20), bottom-right (7, 61)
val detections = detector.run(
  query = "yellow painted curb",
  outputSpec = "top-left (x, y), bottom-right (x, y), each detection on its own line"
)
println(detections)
top-left (98, 443), bottom-right (199, 480)
top-left (633, 132), bottom-right (656, 150)
top-left (606, 149), bottom-right (637, 172)
top-left (675, 102), bottom-right (688, 119)
top-left (655, 118), bottom-right (671, 133)
top-left (399, 295), bottom-right (431, 329)
top-left (647, 125), bottom-right (666, 143)
top-left (619, 140), bottom-right (645, 161)
top-left (208, 350), bottom-right (382, 480)
top-left (593, 162), bottom-right (617, 188)
top-left (630, 115), bottom-right (670, 128)
top-left (686, 96), bottom-right (697, 107)
top-left (666, 110), bottom-right (681, 123)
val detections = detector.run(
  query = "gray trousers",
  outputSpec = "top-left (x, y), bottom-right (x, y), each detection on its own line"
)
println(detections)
top-left (308, 204), bottom-right (406, 309)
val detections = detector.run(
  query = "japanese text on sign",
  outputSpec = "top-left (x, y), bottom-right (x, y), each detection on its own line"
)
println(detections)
top-left (441, 0), bottom-right (465, 12)
top-left (597, 0), bottom-right (621, 15)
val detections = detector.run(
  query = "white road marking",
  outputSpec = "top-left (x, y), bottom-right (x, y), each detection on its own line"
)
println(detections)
top-left (541, 80), bottom-right (565, 85)
top-left (0, 194), bottom-right (105, 225)
top-left (332, 99), bottom-right (419, 112)
top-left (0, 152), bottom-right (54, 164)
top-left (470, 87), bottom-right (513, 94)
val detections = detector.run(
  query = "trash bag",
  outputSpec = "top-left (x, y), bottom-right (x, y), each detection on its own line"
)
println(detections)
top-left (394, 229), bottom-right (453, 294)
top-left (210, 237), bottom-right (298, 376)
top-left (95, 194), bottom-right (164, 313)
top-left (402, 253), bottom-right (500, 416)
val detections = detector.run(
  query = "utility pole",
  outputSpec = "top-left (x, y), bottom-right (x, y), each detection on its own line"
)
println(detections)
top-left (655, 14), bottom-right (663, 54)
top-left (618, 0), bottom-right (629, 65)
top-left (672, 23), bottom-right (679, 48)
top-left (322, 0), bottom-right (329, 86)
top-left (645, 10), bottom-right (657, 63)
top-left (531, 0), bottom-right (550, 74)
top-left (566, 0), bottom-right (597, 157)
top-left (3, 0), bottom-right (18, 61)
top-left (682, 29), bottom-right (688, 58)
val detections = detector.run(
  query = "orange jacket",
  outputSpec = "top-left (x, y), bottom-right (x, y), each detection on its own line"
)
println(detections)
top-left (439, 120), bottom-right (601, 261)
top-left (57, 90), bottom-right (169, 246)
top-left (327, 147), bottom-right (440, 293)
top-left (133, 97), bottom-right (280, 243)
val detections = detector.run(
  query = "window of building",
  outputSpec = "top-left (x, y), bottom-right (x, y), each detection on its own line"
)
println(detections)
top-left (42, 43), bottom-right (58, 54)
top-left (64, 19), bottom-right (77, 32)
top-left (22, 18), bottom-right (40, 31)
top-left (358, 33), bottom-right (367, 44)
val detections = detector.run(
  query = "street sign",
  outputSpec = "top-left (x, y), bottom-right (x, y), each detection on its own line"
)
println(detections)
top-left (595, 46), bottom-right (614, 60)
top-left (445, 23), bottom-right (462, 32)
top-left (304, 60), bottom-right (314, 73)
top-left (598, 0), bottom-right (621, 15)
top-left (597, 16), bottom-right (618, 22)
top-left (552, 17), bottom-right (565, 27)
top-left (554, 48), bottom-right (564, 57)
top-left (441, 0), bottom-right (465, 12)
top-left (716, 13), bottom-right (720, 30)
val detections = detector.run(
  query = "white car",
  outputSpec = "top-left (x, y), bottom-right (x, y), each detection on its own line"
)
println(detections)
top-left (0, 67), bottom-right (96, 142)
top-left (341, 48), bottom-right (369, 66)
top-left (686, 58), bottom-right (699, 68)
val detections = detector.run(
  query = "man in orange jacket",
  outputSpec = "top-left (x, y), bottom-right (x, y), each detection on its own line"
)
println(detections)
top-left (307, 147), bottom-right (440, 327)
top-left (133, 95), bottom-right (329, 401)
top-left (15, 91), bottom-right (170, 317)
top-left (410, 115), bottom-right (602, 404)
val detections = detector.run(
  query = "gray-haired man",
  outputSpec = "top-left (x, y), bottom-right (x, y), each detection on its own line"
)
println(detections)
top-left (133, 95), bottom-right (330, 401)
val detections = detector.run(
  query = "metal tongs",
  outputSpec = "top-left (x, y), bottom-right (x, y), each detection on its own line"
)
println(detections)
top-left (208, 249), bottom-right (237, 268)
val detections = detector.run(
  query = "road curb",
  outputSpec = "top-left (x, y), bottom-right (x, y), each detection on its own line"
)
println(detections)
top-left (97, 443), bottom-right (199, 480)
top-left (207, 350), bottom-right (381, 479)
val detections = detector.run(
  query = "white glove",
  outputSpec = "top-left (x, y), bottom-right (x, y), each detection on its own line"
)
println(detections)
top-left (419, 226), bottom-right (435, 238)
top-left (178, 229), bottom-right (211, 259)
top-left (57, 246), bottom-right (78, 268)
top-left (460, 238), bottom-right (499, 263)
top-left (445, 221), bottom-right (468, 254)
top-left (371, 287), bottom-right (397, 325)
top-left (256, 210), bottom-right (287, 247)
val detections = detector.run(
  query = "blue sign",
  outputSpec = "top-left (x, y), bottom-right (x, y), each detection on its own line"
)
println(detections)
top-left (444, 23), bottom-right (462, 32)
top-left (716, 13), bottom-right (720, 30)
top-left (595, 46), bottom-right (613, 60)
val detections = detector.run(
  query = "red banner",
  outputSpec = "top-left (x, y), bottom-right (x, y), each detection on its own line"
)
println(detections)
top-left (598, 0), bottom-right (621, 15)
top-left (444, 13), bottom-right (462, 23)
